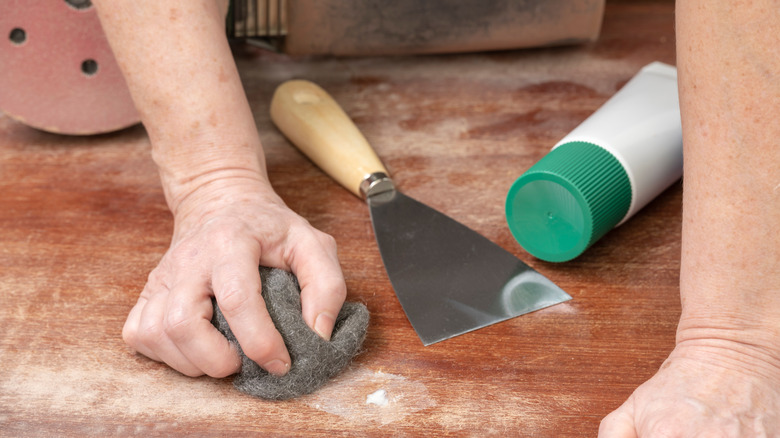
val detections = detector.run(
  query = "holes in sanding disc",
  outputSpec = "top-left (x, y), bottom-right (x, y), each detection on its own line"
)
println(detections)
top-left (81, 59), bottom-right (99, 76)
top-left (9, 28), bottom-right (26, 45)
top-left (64, 0), bottom-right (93, 10)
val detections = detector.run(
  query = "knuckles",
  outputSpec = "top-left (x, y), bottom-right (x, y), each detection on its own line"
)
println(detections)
top-left (215, 284), bottom-right (252, 317)
top-left (315, 230), bottom-right (339, 253)
top-left (136, 318), bottom-right (168, 347)
top-left (163, 304), bottom-right (197, 341)
top-left (239, 338), bottom-right (277, 365)
top-left (121, 321), bottom-right (140, 348)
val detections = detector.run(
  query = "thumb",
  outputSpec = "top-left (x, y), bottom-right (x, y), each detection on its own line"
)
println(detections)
top-left (598, 400), bottom-right (638, 438)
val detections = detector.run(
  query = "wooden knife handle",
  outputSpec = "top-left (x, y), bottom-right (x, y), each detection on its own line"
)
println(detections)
top-left (270, 79), bottom-right (389, 197)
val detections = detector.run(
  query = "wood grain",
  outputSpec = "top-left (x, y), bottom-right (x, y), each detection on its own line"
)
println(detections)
top-left (0, 1), bottom-right (680, 436)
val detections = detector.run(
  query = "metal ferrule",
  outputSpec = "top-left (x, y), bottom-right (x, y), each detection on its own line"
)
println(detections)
top-left (359, 172), bottom-right (395, 200)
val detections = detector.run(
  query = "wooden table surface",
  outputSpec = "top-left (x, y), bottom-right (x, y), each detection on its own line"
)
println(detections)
top-left (0, 1), bottom-right (681, 436)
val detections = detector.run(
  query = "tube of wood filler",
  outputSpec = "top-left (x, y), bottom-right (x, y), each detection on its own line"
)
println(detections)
top-left (505, 62), bottom-right (683, 262)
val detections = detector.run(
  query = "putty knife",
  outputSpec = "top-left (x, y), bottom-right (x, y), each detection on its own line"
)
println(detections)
top-left (270, 80), bottom-right (571, 345)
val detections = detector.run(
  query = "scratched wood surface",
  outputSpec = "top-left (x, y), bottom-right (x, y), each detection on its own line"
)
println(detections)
top-left (0, 1), bottom-right (680, 436)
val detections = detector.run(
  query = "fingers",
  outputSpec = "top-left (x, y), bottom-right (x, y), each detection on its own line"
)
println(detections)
top-left (212, 237), bottom-right (291, 376)
top-left (286, 227), bottom-right (347, 341)
top-left (598, 400), bottom-right (638, 438)
top-left (123, 279), bottom-right (203, 376)
top-left (163, 271), bottom-right (242, 378)
top-left (122, 234), bottom-right (294, 378)
top-left (121, 204), bottom-right (345, 379)
top-left (122, 294), bottom-right (161, 361)
top-left (123, 260), bottom-right (243, 378)
top-left (141, 284), bottom-right (206, 376)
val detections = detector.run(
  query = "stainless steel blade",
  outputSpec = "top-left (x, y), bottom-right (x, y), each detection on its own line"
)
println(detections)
top-left (367, 187), bottom-right (572, 346)
top-left (269, 80), bottom-right (572, 347)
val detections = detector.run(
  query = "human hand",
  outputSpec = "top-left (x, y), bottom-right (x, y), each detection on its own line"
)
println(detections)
top-left (121, 174), bottom-right (347, 378)
top-left (92, 0), bottom-right (346, 379)
top-left (599, 341), bottom-right (779, 437)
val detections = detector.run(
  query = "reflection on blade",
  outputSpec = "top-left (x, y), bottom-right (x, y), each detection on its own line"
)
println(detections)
top-left (368, 190), bottom-right (571, 346)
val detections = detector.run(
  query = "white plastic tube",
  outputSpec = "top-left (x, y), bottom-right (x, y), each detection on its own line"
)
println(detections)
top-left (555, 61), bottom-right (683, 223)
top-left (505, 61), bottom-right (683, 262)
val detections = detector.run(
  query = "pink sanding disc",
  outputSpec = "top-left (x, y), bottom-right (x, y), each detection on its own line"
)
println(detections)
top-left (0, 0), bottom-right (140, 135)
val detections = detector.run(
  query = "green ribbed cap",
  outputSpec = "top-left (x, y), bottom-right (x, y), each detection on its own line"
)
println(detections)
top-left (505, 141), bottom-right (632, 262)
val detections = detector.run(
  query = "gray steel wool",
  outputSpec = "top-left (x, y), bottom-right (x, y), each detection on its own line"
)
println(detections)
top-left (211, 267), bottom-right (369, 400)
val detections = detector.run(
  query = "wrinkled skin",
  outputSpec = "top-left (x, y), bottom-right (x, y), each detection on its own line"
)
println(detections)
top-left (600, 1), bottom-right (780, 436)
top-left (601, 343), bottom-right (779, 436)
top-left (94, 0), bottom-right (346, 377)
top-left (94, 1), bottom-right (780, 430)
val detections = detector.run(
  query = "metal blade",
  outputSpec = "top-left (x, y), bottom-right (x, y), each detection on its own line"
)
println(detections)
top-left (368, 189), bottom-right (572, 345)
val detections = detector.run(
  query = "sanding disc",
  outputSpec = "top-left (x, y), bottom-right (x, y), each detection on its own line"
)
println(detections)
top-left (0, 0), bottom-right (140, 135)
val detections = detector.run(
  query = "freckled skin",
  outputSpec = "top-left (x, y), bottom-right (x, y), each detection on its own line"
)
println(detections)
top-left (218, 67), bottom-right (229, 83)
top-left (91, 0), bottom-right (778, 431)
top-left (600, 1), bottom-right (780, 436)
top-left (92, 0), bottom-right (346, 379)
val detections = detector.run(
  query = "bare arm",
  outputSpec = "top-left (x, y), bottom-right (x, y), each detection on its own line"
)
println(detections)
top-left (675, 0), bottom-right (780, 362)
top-left (94, 0), bottom-right (264, 219)
top-left (600, 1), bottom-right (780, 436)
top-left (94, 0), bottom-right (346, 378)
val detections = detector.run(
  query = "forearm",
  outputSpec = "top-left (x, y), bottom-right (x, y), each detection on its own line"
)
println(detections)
top-left (93, 0), bottom-right (268, 217)
top-left (676, 1), bottom-right (780, 361)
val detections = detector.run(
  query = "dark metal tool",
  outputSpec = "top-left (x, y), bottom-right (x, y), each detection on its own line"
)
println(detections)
top-left (271, 80), bottom-right (571, 345)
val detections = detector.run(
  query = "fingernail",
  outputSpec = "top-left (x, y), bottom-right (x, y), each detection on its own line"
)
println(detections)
top-left (314, 312), bottom-right (335, 341)
top-left (263, 359), bottom-right (290, 377)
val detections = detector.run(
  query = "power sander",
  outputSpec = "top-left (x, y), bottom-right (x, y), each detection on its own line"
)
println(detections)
top-left (0, 0), bottom-right (139, 135)
top-left (1, 0), bottom-right (605, 135)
